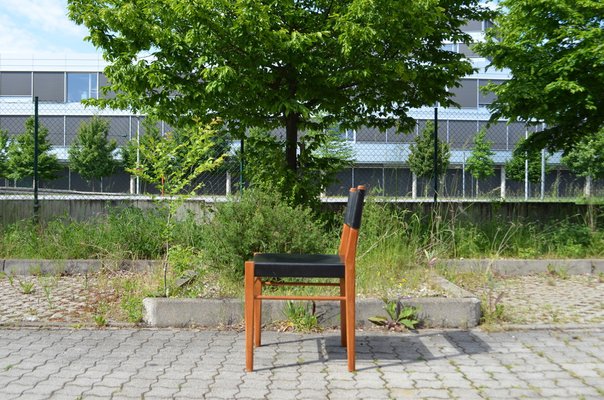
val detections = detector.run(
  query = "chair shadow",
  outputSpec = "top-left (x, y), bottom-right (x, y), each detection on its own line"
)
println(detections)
top-left (251, 330), bottom-right (491, 372)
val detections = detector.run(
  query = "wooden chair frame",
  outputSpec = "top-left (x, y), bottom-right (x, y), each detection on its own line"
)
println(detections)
top-left (245, 186), bottom-right (365, 372)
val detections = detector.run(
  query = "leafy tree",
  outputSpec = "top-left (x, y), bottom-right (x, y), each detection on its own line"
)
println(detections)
top-left (6, 117), bottom-right (62, 182)
top-left (68, 0), bottom-right (490, 177)
top-left (408, 121), bottom-right (450, 194)
top-left (126, 120), bottom-right (226, 296)
top-left (475, 0), bottom-right (604, 153)
top-left (505, 139), bottom-right (549, 184)
top-left (0, 129), bottom-right (8, 179)
top-left (121, 117), bottom-right (163, 177)
top-left (68, 116), bottom-right (118, 189)
top-left (243, 127), bottom-right (353, 210)
top-left (123, 118), bottom-right (232, 193)
top-left (562, 129), bottom-right (604, 180)
top-left (466, 128), bottom-right (495, 195)
top-left (128, 121), bottom-right (226, 195)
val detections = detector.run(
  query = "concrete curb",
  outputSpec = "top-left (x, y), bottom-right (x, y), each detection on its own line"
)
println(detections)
top-left (142, 296), bottom-right (482, 329)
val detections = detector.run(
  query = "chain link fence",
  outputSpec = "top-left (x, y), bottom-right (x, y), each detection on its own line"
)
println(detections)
top-left (0, 97), bottom-right (602, 210)
top-left (0, 98), bottom-right (240, 200)
top-left (325, 108), bottom-right (602, 200)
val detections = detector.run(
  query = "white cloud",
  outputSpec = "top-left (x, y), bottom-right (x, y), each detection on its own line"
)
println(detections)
top-left (0, 0), bottom-right (97, 54)
top-left (0, 14), bottom-right (46, 54)
top-left (2, 0), bottom-right (83, 36)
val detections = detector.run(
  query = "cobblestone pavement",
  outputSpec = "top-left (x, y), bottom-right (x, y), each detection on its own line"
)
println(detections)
top-left (497, 274), bottom-right (604, 325)
top-left (466, 273), bottom-right (604, 326)
top-left (0, 327), bottom-right (603, 399)
top-left (0, 273), bottom-right (131, 326)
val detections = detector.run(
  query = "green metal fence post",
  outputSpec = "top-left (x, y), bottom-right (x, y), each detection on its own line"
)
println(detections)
top-left (433, 106), bottom-right (438, 204)
top-left (33, 96), bottom-right (40, 223)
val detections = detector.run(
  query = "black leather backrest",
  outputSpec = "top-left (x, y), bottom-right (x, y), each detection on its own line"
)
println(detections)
top-left (344, 188), bottom-right (358, 226)
top-left (349, 186), bottom-right (365, 229)
top-left (344, 186), bottom-right (365, 229)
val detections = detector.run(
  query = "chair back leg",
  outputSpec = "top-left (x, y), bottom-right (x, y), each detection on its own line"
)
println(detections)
top-left (245, 261), bottom-right (255, 371)
top-left (345, 273), bottom-right (356, 372)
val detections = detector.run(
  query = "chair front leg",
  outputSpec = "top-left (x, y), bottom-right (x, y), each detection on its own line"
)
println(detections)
top-left (253, 278), bottom-right (262, 347)
top-left (244, 261), bottom-right (255, 372)
top-left (340, 278), bottom-right (347, 347)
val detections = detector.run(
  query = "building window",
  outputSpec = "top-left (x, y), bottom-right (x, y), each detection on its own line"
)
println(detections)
top-left (0, 72), bottom-right (32, 96)
top-left (441, 43), bottom-right (459, 53)
top-left (67, 73), bottom-right (98, 103)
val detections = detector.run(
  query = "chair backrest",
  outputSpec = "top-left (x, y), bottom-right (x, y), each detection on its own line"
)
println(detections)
top-left (346, 186), bottom-right (365, 230)
top-left (338, 186), bottom-right (366, 257)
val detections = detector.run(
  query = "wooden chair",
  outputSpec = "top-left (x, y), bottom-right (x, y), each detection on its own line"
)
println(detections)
top-left (244, 186), bottom-right (366, 372)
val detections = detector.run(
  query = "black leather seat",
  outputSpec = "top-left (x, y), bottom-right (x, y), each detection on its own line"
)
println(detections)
top-left (253, 253), bottom-right (345, 278)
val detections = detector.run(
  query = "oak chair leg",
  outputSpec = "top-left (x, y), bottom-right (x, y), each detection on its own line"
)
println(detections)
top-left (253, 278), bottom-right (262, 347)
top-left (340, 278), bottom-right (347, 347)
top-left (244, 261), bottom-right (255, 372)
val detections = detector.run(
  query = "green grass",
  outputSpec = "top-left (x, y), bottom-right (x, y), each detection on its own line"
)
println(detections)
top-left (0, 196), bottom-right (602, 301)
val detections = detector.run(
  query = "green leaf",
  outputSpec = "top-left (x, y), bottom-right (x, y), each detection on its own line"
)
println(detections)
top-left (400, 319), bottom-right (419, 329)
top-left (368, 316), bottom-right (389, 326)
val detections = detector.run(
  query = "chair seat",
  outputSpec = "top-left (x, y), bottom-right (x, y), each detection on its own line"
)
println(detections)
top-left (253, 253), bottom-right (344, 278)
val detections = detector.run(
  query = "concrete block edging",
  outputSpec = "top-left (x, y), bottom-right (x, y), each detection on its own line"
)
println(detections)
top-left (142, 296), bottom-right (482, 329)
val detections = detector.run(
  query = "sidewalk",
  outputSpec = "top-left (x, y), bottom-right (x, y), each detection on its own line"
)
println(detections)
top-left (1, 265), bottom-right (603, 399)
top-left (0, 327), bottom-right (603, 399)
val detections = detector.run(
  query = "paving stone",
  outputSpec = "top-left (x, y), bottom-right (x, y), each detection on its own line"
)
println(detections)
top-left (84, 385), bottom-right (118, 397)
top-left (360, 388), bottom-right (394, 398)
top-left (236, 388), bottom-right (270, 398)
top-left (326, 389), bottom-right (360, 399)
top-left (413, 378), bottom-right (445, 390)
top-left (415, 388), bottom-right (451, 399)
top-left (448, 387), bottom-right (483, 399)
top-left (2, 383), bottom-right (29, 395)
top-left (265, 388), bottom-right (299, 399)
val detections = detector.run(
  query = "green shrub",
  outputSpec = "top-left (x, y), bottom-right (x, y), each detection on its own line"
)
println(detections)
top-left (198, 188), bottom-right (333, 279)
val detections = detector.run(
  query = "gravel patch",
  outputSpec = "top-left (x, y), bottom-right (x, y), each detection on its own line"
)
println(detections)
top-left (0, 273), bottom-right (128, 325)
top-left (495, 274), bottom-right (604, 325)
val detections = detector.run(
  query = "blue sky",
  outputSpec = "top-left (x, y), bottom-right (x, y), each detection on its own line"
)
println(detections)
top-left (0, 0), bottom-right (98, 55)
top-left (0, 0), bottom-right (500, 56)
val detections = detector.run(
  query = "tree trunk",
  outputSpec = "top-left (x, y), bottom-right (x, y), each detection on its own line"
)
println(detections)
top-left (285, 112), bottom-right (298, 172)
